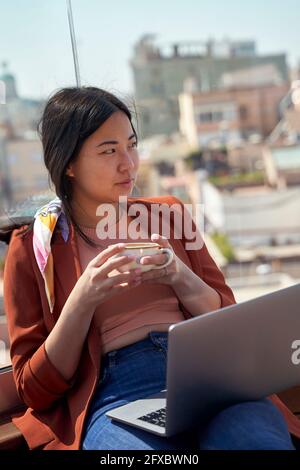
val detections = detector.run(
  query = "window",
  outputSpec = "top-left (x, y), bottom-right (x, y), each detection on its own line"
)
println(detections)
top-left (0, 1), bottom-right (75, 412)
top-left (213, 111), bottom-right (223, 122)
top-left (199, 111), bottom-right (213, 123)
top-left (239, 105), bottom-right (248, 120)
top-left (150, 82), bottom-right (164, 95)
top-left (199, 111), bottom-right (224, 123)
top-left (143, 111), bottom-right (150, 125)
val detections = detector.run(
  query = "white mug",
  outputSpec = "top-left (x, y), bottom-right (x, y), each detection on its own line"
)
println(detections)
top-left (111, 242), bottom-right (174, 273)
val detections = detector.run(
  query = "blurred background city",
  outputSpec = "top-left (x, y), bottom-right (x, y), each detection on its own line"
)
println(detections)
top-left (1, 0), bottom-right (300, 366)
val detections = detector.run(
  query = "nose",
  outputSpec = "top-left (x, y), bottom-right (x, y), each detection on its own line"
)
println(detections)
top-left (118, 149), bottom-right (136, 171)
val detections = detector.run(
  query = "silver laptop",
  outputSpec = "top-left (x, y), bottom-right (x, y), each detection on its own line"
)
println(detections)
top-left (106, 282), bottom-right (300, 437)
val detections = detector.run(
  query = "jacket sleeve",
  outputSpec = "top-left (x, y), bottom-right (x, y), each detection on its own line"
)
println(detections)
top-left (3, 228), bottom-right (73, 411)
top-left (169, 196), bottom-right (236, 314)
top-left (189, 240), bottom-right (236, 308)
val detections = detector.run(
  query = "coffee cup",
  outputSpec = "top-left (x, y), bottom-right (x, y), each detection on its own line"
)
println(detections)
top-left (111, 242), bottom-right (174, 273)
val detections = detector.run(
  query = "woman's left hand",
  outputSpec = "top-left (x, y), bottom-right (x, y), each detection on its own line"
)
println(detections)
top-left (137, 233), bottom-right (184, 286)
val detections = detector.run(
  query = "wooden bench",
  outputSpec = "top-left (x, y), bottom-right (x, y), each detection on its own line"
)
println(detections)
top-left (0, 407), bottom-right (28, 450)
top-left (0, 421), bottom-right (27, 450)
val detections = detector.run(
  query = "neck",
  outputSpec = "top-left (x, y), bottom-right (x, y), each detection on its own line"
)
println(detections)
top-left (69, 196), bottom-right (126, 229)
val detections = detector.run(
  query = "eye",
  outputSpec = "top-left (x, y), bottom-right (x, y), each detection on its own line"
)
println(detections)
top-left (130, 141), bottom-right (138, 148)
top-left (101, 149), bottom-right (115, 155)
top-left (100, 142), bottom-right (137, 155)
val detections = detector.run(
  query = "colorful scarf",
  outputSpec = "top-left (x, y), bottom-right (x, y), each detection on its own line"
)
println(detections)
top-left (33, 197), bottom-right (69, 313)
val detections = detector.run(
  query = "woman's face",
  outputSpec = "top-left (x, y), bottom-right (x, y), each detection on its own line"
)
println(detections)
top-left (66, 111), bottom-right (139, 205)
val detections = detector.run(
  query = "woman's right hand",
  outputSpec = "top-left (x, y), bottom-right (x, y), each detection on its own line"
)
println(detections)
top-left (74, 243), bottom-right (141, 308)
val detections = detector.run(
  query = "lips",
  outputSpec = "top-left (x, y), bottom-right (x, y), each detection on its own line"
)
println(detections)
top-left (116, 178), bottom-right (134, 184)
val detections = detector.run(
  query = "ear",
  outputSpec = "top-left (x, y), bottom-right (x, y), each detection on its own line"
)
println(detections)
top-left (66, 165), bottom-right (75, 178)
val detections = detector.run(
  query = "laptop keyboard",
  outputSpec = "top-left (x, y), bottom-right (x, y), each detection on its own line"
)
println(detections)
top-left (137, 407), bottom-right (166, 428)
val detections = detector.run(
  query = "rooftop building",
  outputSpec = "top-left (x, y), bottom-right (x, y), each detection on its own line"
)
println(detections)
top-left (131, 36), bottom-right (289, 138)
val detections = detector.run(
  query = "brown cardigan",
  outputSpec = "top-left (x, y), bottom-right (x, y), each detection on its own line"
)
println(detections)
top-left (3, 195), bottom-right (300, 449)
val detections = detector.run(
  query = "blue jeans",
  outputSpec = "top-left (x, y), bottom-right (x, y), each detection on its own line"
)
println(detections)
top-left (82, 331), bottom-right (295, 450)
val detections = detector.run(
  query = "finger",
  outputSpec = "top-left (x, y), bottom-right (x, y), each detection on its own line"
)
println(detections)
top-left (139, 253), bottom-right (168, 266)
top-left (100, 254), bottom-right (136, 277)
top-left (90, 243), bottom-right (126, 267)
top-left (112, 277), bottom-right (142, 294)
top-left (151, 233), bottom-right (169, 247)
top-left (106, 269), bottom-right (141, 288)
top-left (141, 266), bottom-right (168, 282)
top-left (105, 276), bottom-right (142, 299)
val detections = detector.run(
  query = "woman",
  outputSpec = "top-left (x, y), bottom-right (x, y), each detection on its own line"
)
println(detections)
top-left (2, 87), bottom-right (299, 450)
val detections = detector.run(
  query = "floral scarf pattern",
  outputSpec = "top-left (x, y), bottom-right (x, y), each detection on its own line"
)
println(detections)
top-left (32, 197), bottom-right (69, 313)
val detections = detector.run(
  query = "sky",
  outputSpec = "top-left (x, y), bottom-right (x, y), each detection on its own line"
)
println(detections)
top-left (0, 0), bottom-right (299, 100)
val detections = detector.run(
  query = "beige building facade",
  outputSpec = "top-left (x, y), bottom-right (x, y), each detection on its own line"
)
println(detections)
top-left (179, 83), bottom-right (289, 148)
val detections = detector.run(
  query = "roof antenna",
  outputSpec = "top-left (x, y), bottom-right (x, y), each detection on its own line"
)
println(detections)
top-left (66, 0), bottom-right (81, 87)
